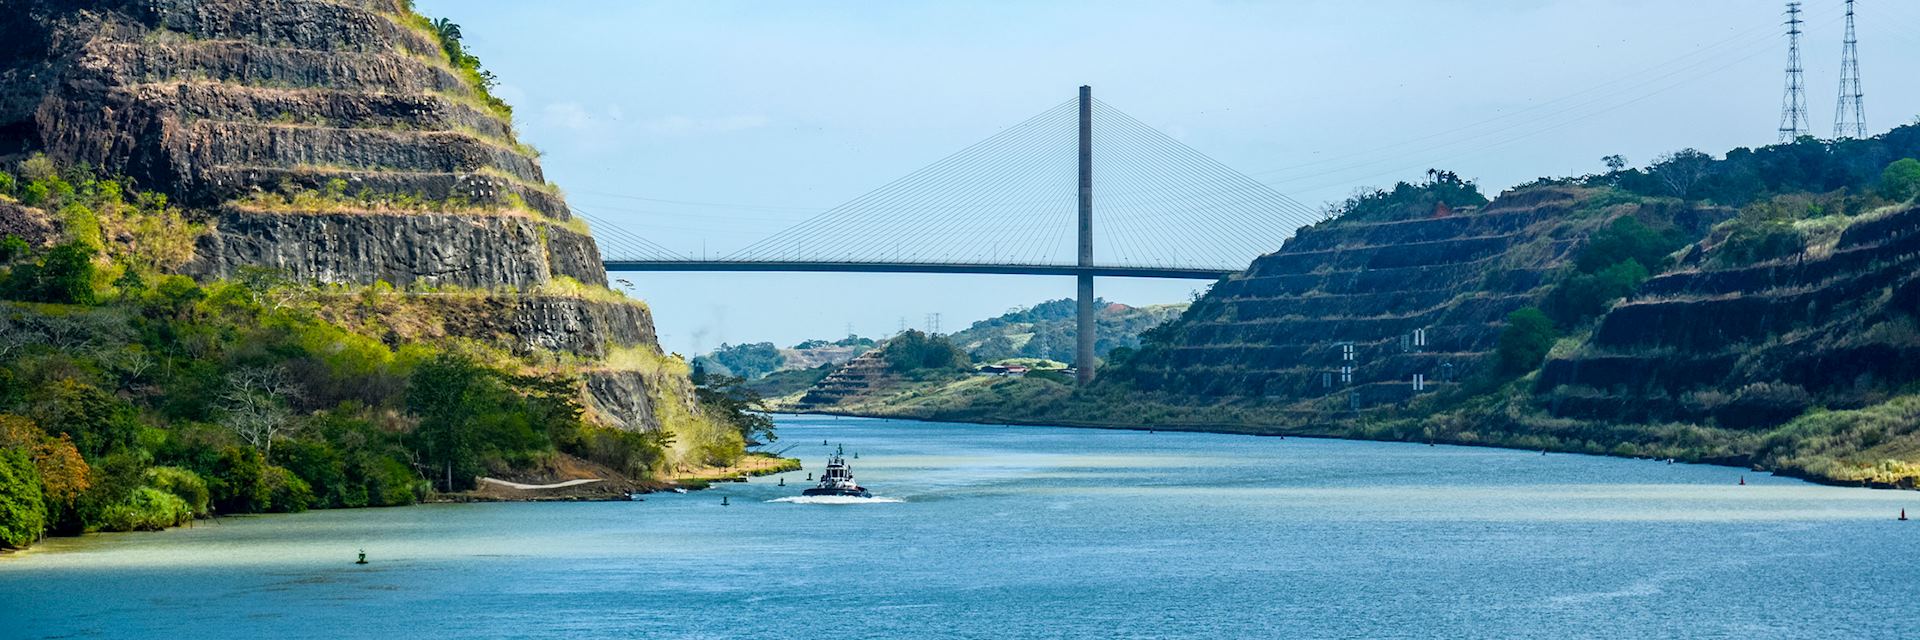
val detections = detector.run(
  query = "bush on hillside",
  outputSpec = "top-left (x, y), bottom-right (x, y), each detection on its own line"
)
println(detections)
top-left (1495, 308), bottom-right (1557, 376)
top-left (1877, 158), bottom-right (1920, 202)
top-left (1326, 169), bottom-right (1489, 224)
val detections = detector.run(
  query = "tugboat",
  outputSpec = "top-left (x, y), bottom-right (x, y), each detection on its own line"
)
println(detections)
top-left (802, 445), bottom-right (872, 498)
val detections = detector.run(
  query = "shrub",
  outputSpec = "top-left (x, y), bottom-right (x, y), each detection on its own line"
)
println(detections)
top-left (96, 486), bottom-right (192, 531)
top-left (1, 241), bottom-right (98, 304)
top-left (0, 235), bottom-right (27, 263)
top-left (210, 446), bottom-right (268, 513)
top-left (262, 465), bottom-right (313, 513)
top-left (146, 466), bottom-right (210, 517)
top-left (1879, 158), bottom-right (1920, 202)
top-left (1714, 219), bottom-right (1805, 266)
top-left (1544, 259), bottom-right (1648, 326)
top-left (0, 448), bottom-right (47, 548)
top-left (1577, 216), bottom-right (1684, 274)
top-left (1719, 382), bottom-right (1814, 429)
top-left (358, 456), bottom-right (422, 507)
top-left (1495, 307), bottom-right (1557, 375)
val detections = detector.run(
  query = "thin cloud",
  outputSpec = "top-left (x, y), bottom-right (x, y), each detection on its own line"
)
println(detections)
top-left (639, 114), bottom-right (771, 136)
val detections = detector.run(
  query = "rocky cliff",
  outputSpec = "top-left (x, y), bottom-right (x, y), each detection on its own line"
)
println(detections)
top-left (0, 0), bottom-right (686, 431)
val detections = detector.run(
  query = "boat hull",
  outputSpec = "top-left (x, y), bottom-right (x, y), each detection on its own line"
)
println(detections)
top-left (801, 487), bottom-right (872, 498)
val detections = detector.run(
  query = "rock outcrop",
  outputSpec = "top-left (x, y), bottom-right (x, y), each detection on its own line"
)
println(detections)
top-left (0, 0), bottom-right (678, 430)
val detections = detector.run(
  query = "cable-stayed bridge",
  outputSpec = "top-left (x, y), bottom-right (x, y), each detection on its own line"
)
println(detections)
top-left (587, 87), bottom-right (1321, 381)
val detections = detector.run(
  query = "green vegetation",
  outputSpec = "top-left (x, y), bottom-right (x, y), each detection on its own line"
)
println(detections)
top-left (1494, 308), bottom-right (1557, 376)
top-left (794, 335), bottom-right (878, 350)
top-left (880, 330), bottom-right (970, 372)
top-left (948, 299), bottom-right (1185, 363)
top-left (1323, 169), bottom-right (1489, 224)
top-left (742, 364), bottom-right (835, 400)
top-left (692, 373), bottom-right (777, 445)
top-left (693, 342), bottom-right (785, 380)
top-left (397, 5), bottom-right (513, 119)
top-left (0, 161), bottom-right (766, 549)
top-left (1878, 158), bottom-right (1920, 202)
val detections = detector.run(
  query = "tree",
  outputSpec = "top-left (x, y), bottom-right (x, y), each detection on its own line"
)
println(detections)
top-left (881, 330), bottom-right (970, 372)
top-left (1, 241), bottom-right (96, 304)
top-left (1649, 149), bottom-right (1714, 199)
top-left (31, 379), bottom-right (138, 458)
top-left (1495, 308), bottom-right (1558, 376)
top-left (406, 353), bottom-right (493, 492)
top-left (1602, 155), bottom-right (1629, 173)
top-left (692, 372), bottom-right (776, 445)
top-left (0, 415), bottom-right (89, 513)
top-left (218, 367), bottom-right (304, 462)
top-left (1878, 158), bottom-right (1920, 202)
top-left (0, 447), bottom-right (47, 548)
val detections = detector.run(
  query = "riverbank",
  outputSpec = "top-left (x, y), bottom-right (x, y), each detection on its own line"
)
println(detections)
top-left (790, 399), bottom-right (1920, 492)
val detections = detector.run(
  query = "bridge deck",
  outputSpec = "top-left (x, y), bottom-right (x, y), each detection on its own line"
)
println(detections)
top-left (601, 260), bottom-right (1234, 280)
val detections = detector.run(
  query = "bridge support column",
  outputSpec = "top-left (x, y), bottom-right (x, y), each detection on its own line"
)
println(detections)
top-left (1076, 84), bottom-right (1096, 384)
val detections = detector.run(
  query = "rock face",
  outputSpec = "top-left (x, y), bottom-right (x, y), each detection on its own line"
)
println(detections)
top-left (1108, 187), bottom-right (1708, 417)
top-left (0, 0), bottom-right (671, 430)
top-left (188, 210), bottom-right (605, 288)
top-left (1540, 204), bottom-right (1920, 427)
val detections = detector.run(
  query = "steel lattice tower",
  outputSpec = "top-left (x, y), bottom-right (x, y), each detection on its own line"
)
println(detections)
top-left (1778, 2), bottom-right (1809, 142)
top-left (1833, 0), bottom-right (1866, 139)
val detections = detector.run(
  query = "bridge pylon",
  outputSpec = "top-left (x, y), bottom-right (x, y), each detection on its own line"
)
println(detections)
top-left (1076, 85), bottom-right (1096, 384)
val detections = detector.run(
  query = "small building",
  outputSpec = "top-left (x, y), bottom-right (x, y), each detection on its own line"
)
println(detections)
top-left (978, 364), bottom-right (1031, 377)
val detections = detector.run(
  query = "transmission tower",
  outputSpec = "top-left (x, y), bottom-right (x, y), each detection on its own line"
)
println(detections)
top-left (1778, 2), bottom-right (1809, 142)
top-left (1833, 0), bottom-right (1866, 139)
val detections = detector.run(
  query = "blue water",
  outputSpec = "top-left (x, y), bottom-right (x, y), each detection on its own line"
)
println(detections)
top-left (4, 415), bottom-right (1918, 639)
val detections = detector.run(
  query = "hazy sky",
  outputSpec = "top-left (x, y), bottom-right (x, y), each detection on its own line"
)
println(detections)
top-left (417, 0), bottom-right (1920, 356)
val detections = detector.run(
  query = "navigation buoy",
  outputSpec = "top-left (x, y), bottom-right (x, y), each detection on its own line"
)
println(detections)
top-left (1900, 509), bottom-right (1908, 521)
top-left (778, 477), bottom-right (785, 487)
top-left (1739, 475), bottom-right (1746, 486)
top-left (355, 550), bottom-right (368, 565)
top-left (807, 473), bottom-right (813, 481)
top-left (823, 439), bottom-right (829, 446)
top-left (853, 452), bottom-right (859, 459)
top-left (722, 496), bottom-right (730, 506)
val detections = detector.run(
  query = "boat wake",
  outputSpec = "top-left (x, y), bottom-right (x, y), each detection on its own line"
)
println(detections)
top-left (767, 495), bottom-right (905, 505)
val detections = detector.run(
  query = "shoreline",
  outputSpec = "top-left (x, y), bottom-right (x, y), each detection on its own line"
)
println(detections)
top-left (1, 454), bottom-right (803, 555)
top-left (781, 409), bottom-right (1913, 492)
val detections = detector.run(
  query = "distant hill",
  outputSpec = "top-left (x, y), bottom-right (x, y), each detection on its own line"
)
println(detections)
top-left (693, 336), bottom-right (879, 381)
top-left (946, 299), bottom-right (1186, 363)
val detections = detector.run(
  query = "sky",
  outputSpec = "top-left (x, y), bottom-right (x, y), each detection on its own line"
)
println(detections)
top-left (416, 0), bottom-right (1920, 357)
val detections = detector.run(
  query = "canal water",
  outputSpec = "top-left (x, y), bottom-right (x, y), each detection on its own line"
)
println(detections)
top-left (4, 415), bottom-right (1917, 639)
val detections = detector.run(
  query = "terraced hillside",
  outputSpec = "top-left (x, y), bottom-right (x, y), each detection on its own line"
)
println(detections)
top-left (1543, 204), bottom-right (1920, 423)
top-left (0, 0), bottom-right (697, 431)
top-left (1109, 186), bottom-right (1716, 418)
